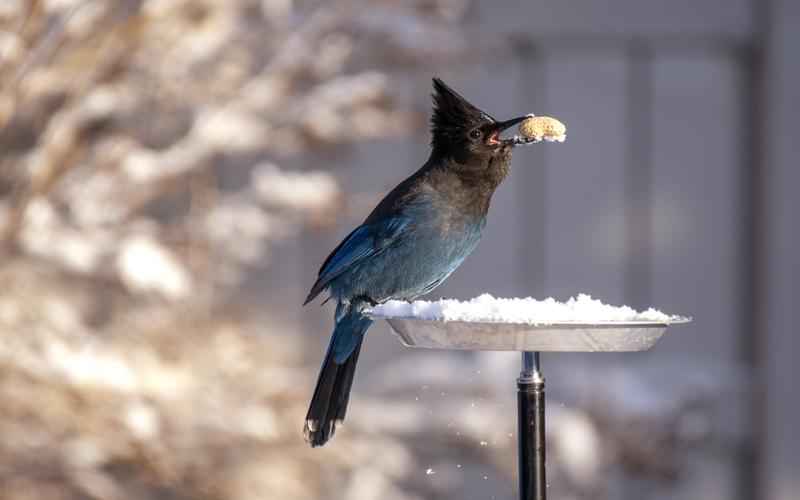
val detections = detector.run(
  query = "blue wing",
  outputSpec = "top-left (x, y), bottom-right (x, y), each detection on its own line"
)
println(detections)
top-left (304, 216), bottom-right (412, 304)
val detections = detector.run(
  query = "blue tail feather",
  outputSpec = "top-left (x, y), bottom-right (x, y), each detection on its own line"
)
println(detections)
top-left (304, 304), bottom-right (372, 447)
top-left (332, 307), bottom-right (373, 363)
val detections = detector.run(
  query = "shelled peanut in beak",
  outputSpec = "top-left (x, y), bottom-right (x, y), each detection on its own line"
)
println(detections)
top-left (519, 115), bottom-right (567, 143)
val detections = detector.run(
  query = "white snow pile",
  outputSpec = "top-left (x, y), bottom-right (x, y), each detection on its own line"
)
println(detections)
top-left (369, 294), bottom-right (686, 324)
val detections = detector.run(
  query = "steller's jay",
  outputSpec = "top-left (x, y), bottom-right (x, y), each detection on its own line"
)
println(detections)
top-left (303, 78), bottom-right (534, 447)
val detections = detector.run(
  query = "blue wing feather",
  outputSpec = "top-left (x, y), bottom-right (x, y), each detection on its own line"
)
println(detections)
top-left (304, 216), bottom-right (412, 304)
top-left (318, 226), bottom-right (373, 283)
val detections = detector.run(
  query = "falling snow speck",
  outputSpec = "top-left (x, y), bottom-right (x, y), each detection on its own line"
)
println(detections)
top-left (426, 468), bottom-right (435, 475)
top-left (480, 440), bottom-right (488, 446)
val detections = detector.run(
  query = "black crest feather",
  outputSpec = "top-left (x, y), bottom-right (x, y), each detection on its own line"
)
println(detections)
top-left (430, 78), bottom-right (494, 150)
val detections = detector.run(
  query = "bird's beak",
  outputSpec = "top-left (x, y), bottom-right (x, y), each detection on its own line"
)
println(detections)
top-left (494, 116), bottom-right (529, 131)
top-left (486, 116), bottom-right (529, 146)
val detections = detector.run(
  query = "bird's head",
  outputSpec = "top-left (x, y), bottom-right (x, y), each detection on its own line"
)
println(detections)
top-left (430, 77), bottom-right (529, 163)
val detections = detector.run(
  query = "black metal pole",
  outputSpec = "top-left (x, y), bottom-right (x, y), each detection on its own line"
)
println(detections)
top-left (518, 351), bottom-right (546, 500)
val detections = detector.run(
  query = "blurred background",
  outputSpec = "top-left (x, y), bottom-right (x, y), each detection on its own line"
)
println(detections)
top-left (0, 1), bottom-right (797, 499)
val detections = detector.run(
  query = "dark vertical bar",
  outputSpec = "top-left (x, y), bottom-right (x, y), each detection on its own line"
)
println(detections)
top-left (742, 1), bottom-right (769, 499)
top-left (624, 40), bottom-right (653, 310)
top-left (738, 43), bottom-right (762, 500)
top-left (518, 352), bottom-right (546, 500)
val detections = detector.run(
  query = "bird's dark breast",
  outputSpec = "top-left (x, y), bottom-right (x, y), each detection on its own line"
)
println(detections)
top-left (427, 152), bottom-right (512, 219)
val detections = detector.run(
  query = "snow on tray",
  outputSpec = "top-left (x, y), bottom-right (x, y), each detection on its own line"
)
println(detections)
top-left (369, 294), bottom-right (685, 324)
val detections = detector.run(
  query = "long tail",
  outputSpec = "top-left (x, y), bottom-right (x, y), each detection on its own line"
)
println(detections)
top-left (304, 306), bottom-right (372, 447)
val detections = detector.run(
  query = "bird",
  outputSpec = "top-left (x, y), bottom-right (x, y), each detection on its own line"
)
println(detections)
top-left (303, 77), bottom-right (533, 447)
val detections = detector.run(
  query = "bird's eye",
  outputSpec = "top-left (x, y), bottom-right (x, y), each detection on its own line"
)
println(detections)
top-left (469, 129), bottom-right (482, 140)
